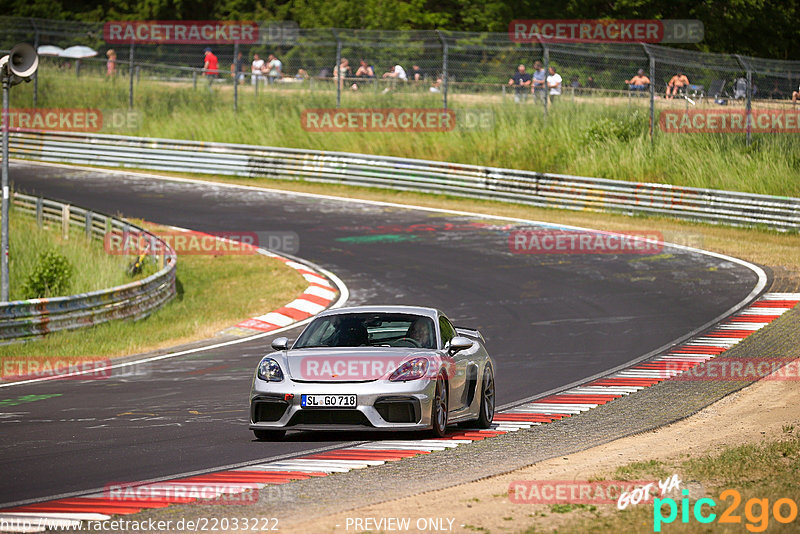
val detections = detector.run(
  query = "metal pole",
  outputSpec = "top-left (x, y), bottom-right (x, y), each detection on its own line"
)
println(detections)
top-left (735, 55), bottom-right (753, 146)
top-left (642, 44), bottom-right (655, 143)
top-left (128, 42), bottom-right (134, 109)
top-left (233, 42), bottom-right (239, 112)
top-left (1, 78), bottom-right (10, 301)
top-left (435, 30), bottom-right (448, 110)
top-left (542, 43), bottom-right (549, 120)
top-left (32, 24), bottom-right (39, 108)
top-left (333, 29), bottom-right (341, 108)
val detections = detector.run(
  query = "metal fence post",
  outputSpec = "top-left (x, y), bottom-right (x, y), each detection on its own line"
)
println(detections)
top-left (128, 42), bottom-right (135, 109)
top-left (192, 69), bottom-right (197, 90)
top-left (542, 42), bottom-right (549, 120)
top-left (31, 20), bottom-right (39, 108)
top-left (233, 42), bottom-right (239, 112)
top-left (36, 197), bottom-right (43, 227)
top-left (1, 77), bottom-right (9, 301)
top-left (85, 211), bottom-right (93, 239)
top-left (333, 29), bottom-right (341, 108)
top-left (642, 44), bottom-right (656, 143)
top-left (735, 55), bottom-right (753, 146)
top-left (435, 30), bottom-right (448, 110)
top-left (61, 204), bottom-right (70, 240)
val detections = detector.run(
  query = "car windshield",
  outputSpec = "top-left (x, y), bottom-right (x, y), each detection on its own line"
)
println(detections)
top-left (293, 312), bottom-right (436, 349)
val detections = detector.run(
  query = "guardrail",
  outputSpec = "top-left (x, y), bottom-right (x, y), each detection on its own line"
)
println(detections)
top-left (8, 131), bottom-right (800, 231)
top-left (1, 192), bottom-right (177, 343)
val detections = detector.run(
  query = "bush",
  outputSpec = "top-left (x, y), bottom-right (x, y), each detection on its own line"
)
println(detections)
top-left (582, 111), bottom-right (646, 144)
top-left (23, 250), bottom-right (74, 299)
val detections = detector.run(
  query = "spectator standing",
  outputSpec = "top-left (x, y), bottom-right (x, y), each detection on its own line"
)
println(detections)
top-left (531, 61), bottom-right (546, 101)
top-left (264, 54), bottom-right (282, 84)
top-left (508, 64), bottom-right (532, 103)
top-left (586, 76), bottom-right (598, 90)
top-left (546, 66), bottom-right (562, 103)
top-left (251, 53), bottom-right (265, 86)
top-left (625, 69), bottom-right (650, 91)
top-left (106, 49), bottom-right (116, 77)
top-left (230, 51), bottom-right (245, 84)
top-left (666, 71), bottom-right (689, 100)
top-left (203, 48), bottom-right (219, 90)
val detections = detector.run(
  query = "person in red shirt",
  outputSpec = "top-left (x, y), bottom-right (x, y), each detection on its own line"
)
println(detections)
top-left (203, 48), bottom-right (219, 78)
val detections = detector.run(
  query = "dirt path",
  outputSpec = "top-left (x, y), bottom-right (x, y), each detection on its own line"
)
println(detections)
top-left (288, 369), bottom-right (800, 533)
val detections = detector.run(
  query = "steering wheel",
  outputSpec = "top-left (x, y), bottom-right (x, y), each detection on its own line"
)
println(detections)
top-left (393, 337), bottom-right (422, 348)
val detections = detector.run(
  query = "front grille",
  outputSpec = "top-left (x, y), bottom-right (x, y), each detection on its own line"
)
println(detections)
top-left (288, 409), bottom-right (371, 426)
top-left (375, 397), bottom-right (420, 423)
top-left (251, 397), bottom-right (289, 423)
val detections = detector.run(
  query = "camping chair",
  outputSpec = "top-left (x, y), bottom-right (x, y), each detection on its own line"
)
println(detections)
top-left (708, 79), bottom-right (727, 98)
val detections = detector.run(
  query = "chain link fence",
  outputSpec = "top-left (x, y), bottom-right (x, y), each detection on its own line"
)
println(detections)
top-left (2, 16), bottom-right (800, 143)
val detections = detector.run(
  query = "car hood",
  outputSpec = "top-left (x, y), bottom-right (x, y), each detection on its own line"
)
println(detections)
top-left (283, 347), bottom-right (435, 382)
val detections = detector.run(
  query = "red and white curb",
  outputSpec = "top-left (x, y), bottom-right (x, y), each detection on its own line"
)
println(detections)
top-left (2, 293), bottom-right (797, 531)
top-left (232, 252), bottom-right (340, 334)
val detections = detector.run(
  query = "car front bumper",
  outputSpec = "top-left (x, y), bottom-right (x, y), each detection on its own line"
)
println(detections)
top-left (249, 377), bottom-right (436, 431)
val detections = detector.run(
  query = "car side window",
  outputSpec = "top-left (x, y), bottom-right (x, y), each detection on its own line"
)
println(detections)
top-left (439, 315), bottom-right (456, 348)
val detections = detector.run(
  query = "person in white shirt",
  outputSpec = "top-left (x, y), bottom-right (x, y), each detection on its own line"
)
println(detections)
top-left (383, 65), bottom-right (407, 80)
top-left (251, 54), bottom-right (265, 86)
top-left (546, 66), bottom-right (562, 103)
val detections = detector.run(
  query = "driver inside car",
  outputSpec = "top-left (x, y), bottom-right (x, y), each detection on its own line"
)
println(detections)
top-left (405, 317), bottom-right (434, 348)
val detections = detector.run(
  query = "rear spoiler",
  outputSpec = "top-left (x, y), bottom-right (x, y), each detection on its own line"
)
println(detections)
top-left (455, 327), bottom-right (484, 344)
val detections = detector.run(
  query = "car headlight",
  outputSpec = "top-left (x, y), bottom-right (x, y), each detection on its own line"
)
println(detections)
top-left (389, 357), bottom-right (429, 382)
top-left (257, 358), bottom-right (284, 382)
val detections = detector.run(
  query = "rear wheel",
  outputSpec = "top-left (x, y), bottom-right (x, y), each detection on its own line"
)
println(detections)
top-left (430, 374), bottom-right (448, 438)
top-left (253, 429), bottom-right (285, 441)
top-left (476, 365), bottom-right (495, 429)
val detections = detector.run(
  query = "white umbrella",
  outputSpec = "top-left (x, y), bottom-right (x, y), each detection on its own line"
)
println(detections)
top-left (59, 46), bottom-right (98, 59)
top-left (37, 45), bottom-right (64, 56)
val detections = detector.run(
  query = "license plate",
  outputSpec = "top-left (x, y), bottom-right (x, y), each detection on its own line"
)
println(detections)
top-left (301, 394), bottom-right (357, 408)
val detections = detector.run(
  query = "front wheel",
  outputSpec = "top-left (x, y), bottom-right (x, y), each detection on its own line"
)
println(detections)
top-left (253, 429), bottom-right (285, 441)
top-left (476, 365), bottom-right (495, 429)
top-left (429, 374), bottom-right (448, 438)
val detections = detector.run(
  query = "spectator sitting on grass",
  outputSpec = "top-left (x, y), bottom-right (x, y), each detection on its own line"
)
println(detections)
top-left (793, 84), bottom-right (800, 106)
top-left (410, 65), bottom-right (425, 81)
top-left (625, 69), bottom-right (650, 91)
top-left (351, 60), bottom-right (375, 91)
top-left (586, 76), bottom-right (598, 89)
top-left (508, 64), bottom-right (532, 103)
top-left (570, 76), bottom-right (580, 88)
top-left (666, 71), bottom-right (690, 100)
top-left (333, 57), bottom-right (351, 89)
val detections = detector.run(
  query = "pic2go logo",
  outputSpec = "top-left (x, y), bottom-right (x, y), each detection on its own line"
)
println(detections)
top-left (654, 489), bottom-right (798, 532)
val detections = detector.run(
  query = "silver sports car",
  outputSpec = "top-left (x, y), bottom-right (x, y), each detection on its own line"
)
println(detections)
top-left (249, 305), bottom-right (495, 440)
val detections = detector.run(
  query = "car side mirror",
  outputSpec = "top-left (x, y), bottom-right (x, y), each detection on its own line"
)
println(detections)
top-left (448, 336), bottom-right (473, 354)
top-left (271, 337), bottom-right (289, 351)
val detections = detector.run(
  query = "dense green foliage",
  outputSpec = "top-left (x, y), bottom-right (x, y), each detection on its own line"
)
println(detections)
top-left (7, 0), bottom-right (799, 60)
top-left (23, 250), bottom-right (74, 298)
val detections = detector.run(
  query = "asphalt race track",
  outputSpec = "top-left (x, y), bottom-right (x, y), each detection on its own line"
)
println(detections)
top-left (0, 162), bottom-right (763, 506)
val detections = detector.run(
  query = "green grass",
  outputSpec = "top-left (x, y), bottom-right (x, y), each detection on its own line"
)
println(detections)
top-left (0, 220), bottom-right (307, 360)
top-left (10, 70), bottom-right (800, 198)
top-left (519, 431), bottom-right (800, 533)
top-left (8, 210), bottom-right (143, 301)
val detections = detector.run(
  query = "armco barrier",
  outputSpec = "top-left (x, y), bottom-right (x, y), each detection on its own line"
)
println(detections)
top-left (8, 131), bottom-right (800, 231)
top-left (0, 192), bottom-right (177, 343)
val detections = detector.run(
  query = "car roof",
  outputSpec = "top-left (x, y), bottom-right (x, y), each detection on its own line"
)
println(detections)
top-left (316, 305), bottom-right (439, 319)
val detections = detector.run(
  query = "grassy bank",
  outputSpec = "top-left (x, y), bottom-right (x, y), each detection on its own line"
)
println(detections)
top-left (527, 429), bottom-right (800, 533)
top-left (10, 71), bottom-right (800, 198)
top-left (9, 213), bottom-right (143, 301)
top-left (0, 221), bottom-right (308, 360)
